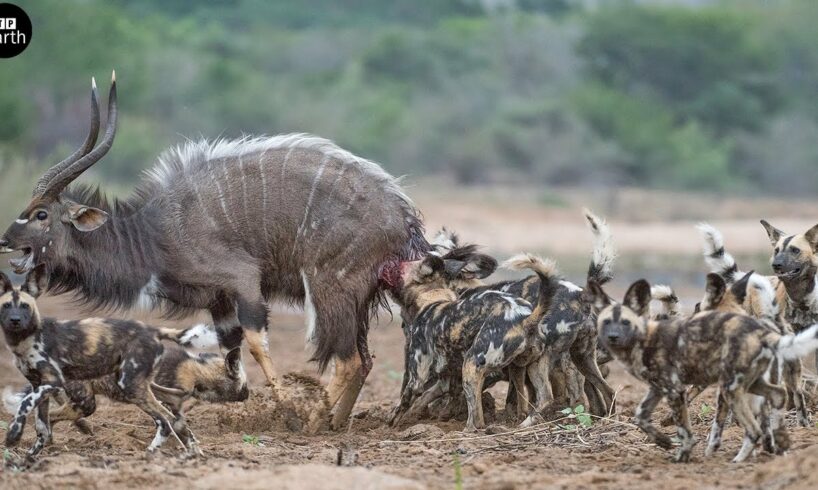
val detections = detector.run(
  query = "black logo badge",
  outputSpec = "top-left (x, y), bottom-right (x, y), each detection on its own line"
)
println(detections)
top-left (0, 3), bottom-right (31, 58)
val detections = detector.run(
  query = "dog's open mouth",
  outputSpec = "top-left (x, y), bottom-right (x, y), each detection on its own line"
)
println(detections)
top-left (778, 267), bottom-right (802, 279)
top-left (9, 248), bottom-right (34, 274)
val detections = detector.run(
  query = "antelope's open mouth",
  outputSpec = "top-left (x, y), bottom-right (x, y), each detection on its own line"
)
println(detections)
top-left (9, 247), bottom-right (34, 274)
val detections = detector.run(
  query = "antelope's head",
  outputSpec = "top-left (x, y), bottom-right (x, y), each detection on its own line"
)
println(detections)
top-left (0, 73), bottom-right (118, 275)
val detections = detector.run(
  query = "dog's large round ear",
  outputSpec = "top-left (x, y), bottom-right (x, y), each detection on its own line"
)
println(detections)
top-left (0, 272), bottom-right (12, 295)
top-left (420, 255), bottom-right (445, 278)
top-left (20, 264), bottom-right (47, 298)
top-left (584, 281), bottom-right (611, 311)
top-left (623, 279), bottom-right (651, 317)
top-left (730, 270), bottom-right (754, 305)
top-left (703, 273), bottom-right (727, 310)
top-left (460, 253), bottom-right (497, 279)
top-left (443, 259), bottom-right (467, 280)
top-left (760, 220), bottom-right (785, 247)
top-left (804, 224), bottom-right (818, 251)
top-left (225, 348), bottom-right (243, 380)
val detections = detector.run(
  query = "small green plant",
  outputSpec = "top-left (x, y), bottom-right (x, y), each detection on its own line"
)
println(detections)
top-left (453, 452), bottom-right (463, 490)
top-left (0, 420), bottom-right (8, 430)
top-left (242, 434), bottom-right (260, 446)
top-left (560, 404), bottom-right (593, 429)
top-left (699, 402), bottom-right (713, 419)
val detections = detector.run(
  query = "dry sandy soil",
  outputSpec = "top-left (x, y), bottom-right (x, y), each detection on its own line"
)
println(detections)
top-left (1, 187), bottom-right (818, 489)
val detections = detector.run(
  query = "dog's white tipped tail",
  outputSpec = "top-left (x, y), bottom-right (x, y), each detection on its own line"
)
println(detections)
top-left (2, 386), bottom-right (24, 415)
top-left (584, 208), bottom-right (616, 285)
top-left (777, 324), bottom-right (818, 361)
top-left (696, 223), bottom-right (740, 282)
top-left (178, 323), bottom-right (220, 349)
top-left (651, 285), bottom-right (681, 318)
top-left (502, 253), bottom-right (559, 280)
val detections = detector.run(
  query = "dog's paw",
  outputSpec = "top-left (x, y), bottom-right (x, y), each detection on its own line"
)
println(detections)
top-left (672, 449), bottom-right (691, 463)
top-left (5, 423), bottom-right (23, 447)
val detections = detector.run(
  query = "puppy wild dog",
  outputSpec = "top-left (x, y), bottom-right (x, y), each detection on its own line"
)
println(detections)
top-left (588, 279), bottom-right (818, 463)
top-left (0, 266), bottom-right (192, 459)
top-left (395, 253), bottom-right (560, 431)
top-left (4, 344), bottom-right (248, 451)
top-left (434, 210), bottom-right (617, 419)
top-left (698, 223), bottom-right (812, 426)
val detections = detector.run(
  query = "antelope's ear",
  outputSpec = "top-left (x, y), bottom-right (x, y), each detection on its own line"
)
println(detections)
top-left (585, 281), bottom-right (611, 311)
top-left (62, 203), bottom-right (109, 232)
top-left (703, 273), bottom-right (726, 310)
top-left (225, 348), bottom-right (243, 380)
top-left (623, 279), bottom-right (651, 317)
top-left (804, 224), bottom-right (818, 250)
top-left (730, 271), bottom-right (754, 305)
top-left (0, 272), bottom-right (12, 295)
top-left (21, 264), bottom-right (47, 298)
top-left (760, 220), bottom-right (785, 247)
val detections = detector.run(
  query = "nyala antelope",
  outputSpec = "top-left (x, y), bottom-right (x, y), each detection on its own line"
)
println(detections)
top-left (698, 222), bottom-right (813, 426)
top-left (0, 267), bottom-right (193, 460)
top-left (0, 74), bottom-right (428, 428)
top-left (4, 344), bottom-right (248, 453)
top-left (587, 278), bottom-right (818, 463)
top-left (393, 253), bottom-right (559, 431)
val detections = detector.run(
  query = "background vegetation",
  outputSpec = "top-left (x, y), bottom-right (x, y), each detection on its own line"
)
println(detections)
top-left (1, 0), bottom-right (817, 196)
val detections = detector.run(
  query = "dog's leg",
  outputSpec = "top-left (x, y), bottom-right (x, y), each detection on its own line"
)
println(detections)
top-left (401, 381), bottom-right (445, 425)
top-left (783, 359), bottom-right (809, 427)
top-left (705, 389), bottom-right (730, 458)
top-left (520, 356), bottom-right (552, 427)
top-left (27, 398), bottom-right (52, 460)
top-left (5, 383), bottom-right (59, 448)
top-left (725, 386), bottom-right (763, 463)
top-left (570, 345), bottom-right (614, 416)
top-left (462, 358), bottom-right (486, 432)
top-left (634, 387), bottom-right (672, 450)
top-left (508, 366), bottom-right (528, 420)
top-left (667, 390), bottom-right (695, 463)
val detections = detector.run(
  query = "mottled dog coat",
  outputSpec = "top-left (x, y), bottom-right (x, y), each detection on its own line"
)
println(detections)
top-left (588, 279), bottom-right (818, 463)
top-left (394, 254), bottom-right (559, 431)
top-left (698, 223), bottom-right (813, 426)
top-left (4, 344), bottom-right (248, 452)
top-left (0, 267), bottom-right (192, 460)
top-left (430, 210), bottom-right (617, 419)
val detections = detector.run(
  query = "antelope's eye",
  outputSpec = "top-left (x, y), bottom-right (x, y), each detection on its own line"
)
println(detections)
top-left (20, 303), bottom-right (29, 310)
top-left (622, 319), bottom-right (631, 326)
top-left (36, 211), bottom-right (48, 221)
top-left (790, 247), bottom-right (800, 254)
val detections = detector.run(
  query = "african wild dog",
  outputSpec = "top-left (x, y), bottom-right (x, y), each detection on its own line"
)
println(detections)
top-left (0, 266), bottom-right (193, 460)
top-left (393, 253), bottom-right (560, 431)
top-left (4, 344), bottom-right (248, 453)
top-left (430, 210), bottom-right (617, 421)
top-left (698, 223), bottom-right (813, 426)
top-left (650, 285), bottom-right (681, 320)
top-left (587, 278), bottom-right (818, 463)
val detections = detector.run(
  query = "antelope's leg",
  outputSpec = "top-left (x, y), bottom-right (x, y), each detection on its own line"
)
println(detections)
top-left (328, 353), bottom-right (365, 429)
top-left (245, 328), bottom-right (278, 389)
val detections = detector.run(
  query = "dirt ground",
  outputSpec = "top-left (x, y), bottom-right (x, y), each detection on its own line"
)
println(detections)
top-left (2, 187), bottom-right (818, 489)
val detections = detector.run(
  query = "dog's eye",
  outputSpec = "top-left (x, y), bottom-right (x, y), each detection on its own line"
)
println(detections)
top-left (774, 247), bottom-right (780, 254)
top-left (2, 303), bottom-right (10, 309)
top-left (20, 303), bottom-right (29, 310)
top-left (35, 211), bottom-right (48, 221)
top-left (790, 247), bottom-right (800, 254)
top-left (621, 319), bottom-right (631, 326)
top-left (602, 318), bottom-right (611, 325)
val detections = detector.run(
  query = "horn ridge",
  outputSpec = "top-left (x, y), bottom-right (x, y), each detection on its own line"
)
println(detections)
top-left (32, 78), bottom-right (101, 197)
top-left (41, 76), bottom-right (117, 200)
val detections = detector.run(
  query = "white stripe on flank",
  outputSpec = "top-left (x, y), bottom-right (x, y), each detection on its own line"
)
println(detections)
top-left (15, 219), bottom-right (28, 225)
top-left (297, 155), bottom-right (329, 238)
